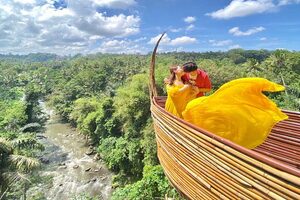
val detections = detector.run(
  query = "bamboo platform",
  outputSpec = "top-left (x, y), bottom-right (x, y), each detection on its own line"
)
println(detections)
top-left (149, 33), bottom-right (300, 199)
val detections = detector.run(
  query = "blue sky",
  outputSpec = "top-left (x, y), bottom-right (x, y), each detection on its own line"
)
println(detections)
top-left (0, 0), bottom-right (300, 55)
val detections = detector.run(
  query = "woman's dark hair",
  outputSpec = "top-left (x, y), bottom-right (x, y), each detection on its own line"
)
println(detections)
top-left (167, 65), bottom-right (178, 85)
top-left (182, 62), bottom-right (198, 72)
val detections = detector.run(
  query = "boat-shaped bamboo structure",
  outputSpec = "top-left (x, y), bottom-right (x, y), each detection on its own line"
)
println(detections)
top-left (149, 33), bottom-right (300, 199)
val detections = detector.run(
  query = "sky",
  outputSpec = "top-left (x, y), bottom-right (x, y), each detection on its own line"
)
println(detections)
top-left (0, 0), bottom-right (300, 55)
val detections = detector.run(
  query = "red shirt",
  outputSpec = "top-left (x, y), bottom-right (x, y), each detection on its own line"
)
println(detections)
top-left (182, 69), bottom-right (212, 97)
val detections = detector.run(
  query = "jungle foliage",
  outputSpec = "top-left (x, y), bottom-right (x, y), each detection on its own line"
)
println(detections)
top-left (0, 61), bottom-right (45, 199)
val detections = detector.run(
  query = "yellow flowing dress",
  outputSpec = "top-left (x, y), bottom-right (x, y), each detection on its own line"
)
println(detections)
top-left (182, 77), bottom-right (288, 149)
top-left (165, 84), bottom-right (196, 118)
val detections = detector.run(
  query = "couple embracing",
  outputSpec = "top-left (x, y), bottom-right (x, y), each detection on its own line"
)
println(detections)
top-left (164, 62), bottom-right (288, 149)
top-left (165, 62), bottom-right (211, 119)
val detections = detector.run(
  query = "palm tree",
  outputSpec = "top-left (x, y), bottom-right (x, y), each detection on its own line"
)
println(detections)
top-left (266, 50), bottom-right (289, 96)
top-left (0, 137), bottom-right (41, 200)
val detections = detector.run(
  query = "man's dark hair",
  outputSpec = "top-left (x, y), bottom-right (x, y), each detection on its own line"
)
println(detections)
top-left (182, 62), bottom-right (198, 72)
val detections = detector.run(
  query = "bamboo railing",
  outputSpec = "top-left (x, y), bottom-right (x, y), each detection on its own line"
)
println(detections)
top-left (149, 33), bottom-right (300, 199)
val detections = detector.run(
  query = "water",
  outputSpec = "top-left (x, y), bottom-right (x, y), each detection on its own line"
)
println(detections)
top-left (32, 103), bottom-right (113, 200)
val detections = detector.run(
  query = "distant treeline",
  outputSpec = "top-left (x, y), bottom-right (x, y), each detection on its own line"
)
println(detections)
top-left (1, 48), bottom-right (297, 63)
top-left (0, 53), bottom-right (65, 62)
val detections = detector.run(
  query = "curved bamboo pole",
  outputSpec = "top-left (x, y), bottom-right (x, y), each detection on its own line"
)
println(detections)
top-left (149, 32), bottom-right (166, 99)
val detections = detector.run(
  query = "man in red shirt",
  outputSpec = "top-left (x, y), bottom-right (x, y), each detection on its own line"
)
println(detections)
top-left (182, 62), bottom-right (212, 97)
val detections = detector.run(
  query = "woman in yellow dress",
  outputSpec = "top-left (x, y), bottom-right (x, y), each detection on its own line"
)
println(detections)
top-left (165, 65), bottom-right (198, 118)
top-left (182, 77), bottom-right (288, 149)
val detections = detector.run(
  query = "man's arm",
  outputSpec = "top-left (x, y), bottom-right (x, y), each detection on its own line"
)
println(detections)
top-left (198, 88), bottom-right (211, 92)
top-left (199, 72), bottom-right (212, 93)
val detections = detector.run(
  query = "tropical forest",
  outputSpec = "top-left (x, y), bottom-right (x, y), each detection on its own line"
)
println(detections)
top-left (0, 49), bottom-right (299, 199)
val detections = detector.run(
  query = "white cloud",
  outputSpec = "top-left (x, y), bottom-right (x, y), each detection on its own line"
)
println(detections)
top-left (74, 13), bottom-right (140, 37)
top-left (209, 39), bottom-right (232, 46)
top-left (229, 44), bottom-right (241, 49)
top-left (278, 0), bottom-right (300, 6)
top-left (94, 39), bottom-right (145, 53)
top-left (260, 37), bottom-right (267, 40)
top-left (170, 28), bottom-right (182, 33)
top-left (207, 0), bottom-right (276, 19)
top-left (229, 26), bottom-right (265, 36)
top-left (35, 4), bottom-right (75, 22)
top-left (13, 0), bottom-right (36, 4)
top-left (186, 24), bottom-right (195, 31)
top-left (184, 16), bottom-right (196, 23)
top-left (182, 17), bottom-right (196, 32)
top-left (0, 0), bottom-right (141, 54)
top-left (148, 34), bottom-right (171, 45)
top-left (169, 36), bottom-right (197, 45)
top-left (148, 34), bottom-right (197, 46)
top-left (134, 37), bottom-right (147, 42)
top-left (0, 4), bottom-right (14, 15)
top-left (92, 0), bottom-right (137, 9)
top-left (207, 0), bottom-right (300, 19)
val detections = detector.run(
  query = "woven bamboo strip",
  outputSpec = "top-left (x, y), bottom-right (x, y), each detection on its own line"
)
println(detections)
top-left (274, 124), bottom-right (300, 132)
top-left (161, 125), bottom-right (292, 199)
top-left (156, 125), bottom-right (248, 199)
top-left (270, 134), bottom-right (300, 143)
top-left (152, 104), bottom-right (300, 198)
top-left (158, 146), bottom-right (219, 200)
top-left (157, 139), bottom-right (221, 199)
top-left (158, 135), bottom-right (232, 200)
top-left (159, 156), bottom-right (214, 200)
top-left (256, 145), bottom-right (300, 160)
top-left (255, 146), bottom-right (300, 164)
top-left (155, 117), bottom-right (268, 198)
top-left (274, 128), bottom-right (300, 135)
top-left (155, 124), bottom-right (264, 200)
top-left (156, 144), bottom-right (191, 199)
top-left (263, 138), bottom-right (300, 152)
top-left (154, 118), bottom-right (292, 199)
top-left (155, 110), bottom-right (300, 199)
top-left (257, 150), bottom-right (299, 162)
top-left (166, 120), bottom-right (300, 198)
top-left (155, 118), bottom-right (265, 197)
top-left (278, 120), bottom-right (300, 125)
top-left (268, 135), bottom-right (300, 146)
top-left (156, 126), bottom-right (219, 196)
top-left (260, 139), bottom-right (300, 154)
top-left (152, 114), bottom-right (290, 200)
top-left (272, 126), bottom-right (300, 138)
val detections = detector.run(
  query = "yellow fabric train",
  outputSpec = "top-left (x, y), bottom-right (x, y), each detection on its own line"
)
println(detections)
top-left (182, 77), bottom-right (288, 149)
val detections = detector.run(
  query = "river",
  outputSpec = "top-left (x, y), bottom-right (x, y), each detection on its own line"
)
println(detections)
top-left (28, 103), bottom-right (113, 199)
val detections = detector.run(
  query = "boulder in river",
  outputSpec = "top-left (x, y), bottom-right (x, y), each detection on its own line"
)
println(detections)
top-left (94, 167), bottom-right (102, 172)
top-left (85, 167), bottom-right (92, 172)
top-left (58, 162), bottom-right (66, 166)
top-left (73, 164), bottom-right (79, 169)
top-left (40, 157), bottom-right (50, 164)
top-left (58, 165), bottom-right (67, 170)
top-left (93, 153), bottom-right (101, 161)
top-left (85, 150), bottom-right (95, 155)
